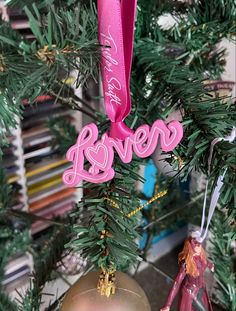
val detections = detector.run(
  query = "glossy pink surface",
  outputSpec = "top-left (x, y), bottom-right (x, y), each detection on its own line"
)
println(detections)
top-left (63, 121), bottom-right (183, 185)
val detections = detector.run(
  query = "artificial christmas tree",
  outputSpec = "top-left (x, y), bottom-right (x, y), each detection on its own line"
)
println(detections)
top-left (0, 0), bottom-right (235, 310)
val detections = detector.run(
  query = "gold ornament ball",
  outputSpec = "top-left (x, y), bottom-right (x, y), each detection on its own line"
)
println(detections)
top-left (61, 271), bottom-right (151, 311)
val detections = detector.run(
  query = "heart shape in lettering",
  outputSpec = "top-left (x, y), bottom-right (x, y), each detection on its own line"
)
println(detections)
top-left (86, 143), bottom-right (108, 170)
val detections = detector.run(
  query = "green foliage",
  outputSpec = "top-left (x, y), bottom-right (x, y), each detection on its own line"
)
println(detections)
top-left (190, 0), bottom-right (236, 24)
top-left (18, 224), bottom-right (72, 311)
top-left (141, 175), bottom-right (187, 235)
top-left (210, 210), bottom-right (236, 311)
top-left (0, 0), bottom-right (99, 150)
top-left (0, 0), bottom-right (235, 310)
top-left (0, 168), bottom-right (12, 210)
top-left (0, 292), bottom-right (17, 311)
top-left (0, 169), bottom-right (30, 280)
top-left (0, 228), bottom-right (30, 278)
top-left (136, 0), bottom-right (236, 77)
top-left (48, 117), bottom-right (77, 155)
top-left (132, 2), bottom-right (236, 310)
top-left (0, 169), bottom-right (77, 309)
top-left (132, 38), bottom-right (235, 184)
top-left (5, 0), bottom-right (81, 9)
top-left (0, 169), bottom-right (31, 310)
top-left (0, 21), bottom-right (26, 146)
top-left (69, 156), bottom-right (143, 271)
top-left (16, 281), bottom-right (42, 311)
top-left (48, 117), bottom-right (143, 271)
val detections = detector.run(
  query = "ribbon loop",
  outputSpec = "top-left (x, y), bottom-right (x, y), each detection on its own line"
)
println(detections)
top-left (193, 127), bottom-right (236, 242)
top-left (98, 0), bottom-right (137, 140)
top-left (110, 121), bottom-right (134, 141)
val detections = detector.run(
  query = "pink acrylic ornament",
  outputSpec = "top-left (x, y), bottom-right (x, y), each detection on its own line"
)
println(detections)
top-left (62, 120), bottom-right (183, 185)
top-left (63, 0), bottom-right (184, 185)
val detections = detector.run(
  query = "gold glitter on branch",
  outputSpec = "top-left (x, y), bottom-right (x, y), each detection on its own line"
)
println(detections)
top-left (0, 54), bottom-right (5, 72)
top-left (36, 45), bottom-right (76, 66)
top-left (36, 45), bottom-right (57, 65)
top-left (127, 190), bottom-right (167, 218)
top-left (104, 197), bottom-right (119, 209)
top-left (98, 190), bottom-right (167, 296)
top-left (100, 230), bottom-right (113, 239)
top-left (103, 190), bottom-right (168, 218)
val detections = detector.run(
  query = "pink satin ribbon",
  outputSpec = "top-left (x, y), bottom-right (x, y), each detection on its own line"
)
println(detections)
top-left (98, 0), bottom-right (137, 140)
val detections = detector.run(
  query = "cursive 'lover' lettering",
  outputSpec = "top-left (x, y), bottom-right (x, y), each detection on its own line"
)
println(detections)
top-left (62, 120), bottom-right (183, 185)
